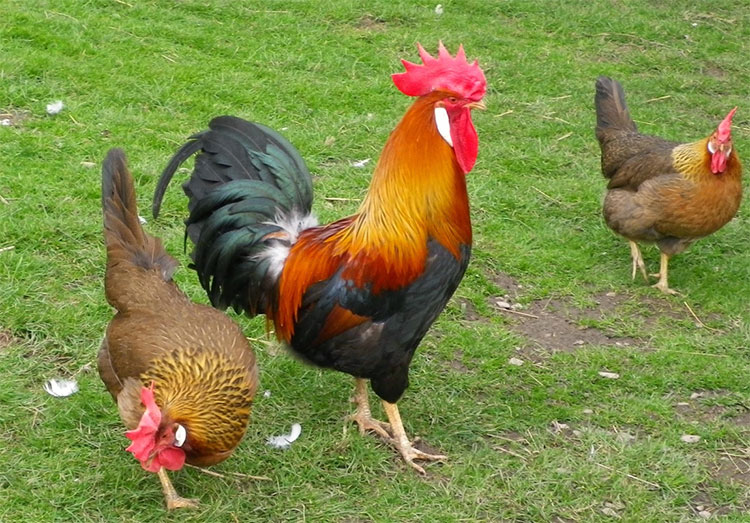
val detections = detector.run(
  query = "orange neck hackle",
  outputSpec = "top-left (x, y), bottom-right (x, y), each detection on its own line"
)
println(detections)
top-left (351, 91), bottom-right (472, 259)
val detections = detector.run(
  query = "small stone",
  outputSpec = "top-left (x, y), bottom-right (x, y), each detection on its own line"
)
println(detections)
top-left (80, 161), bottom-right (96, 168)
top-left (600, 506), bottom-right (620, 518)
top-left (1, 118), bottom-right (11, 126)
top-left (599, 371), bottom-right (620, 379)
top-left (696, 505), bottom-right (705, 512)
top-left (676, 402), bottom-right (690, 406)
top-left (681, 434), bottom-right (701, 444)
top-left (582, 408), bottom-right (593, 415)
top-left (698, 510), bottom-right (711, 519)
top-left (494, 300), bottom-right (512, 309)
top-left (573, 339), bottom-right (585, 346)
top-left (605, 292), bottom-right (616, 297)
top-left (434, 4), bottom-right (443, 14)
top-left (508, 357), bottom-right (524, 366)
top-left (690, 392), bottom-right (704, 399)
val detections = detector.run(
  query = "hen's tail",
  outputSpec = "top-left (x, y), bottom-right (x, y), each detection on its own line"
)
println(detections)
top-left (152, 116), bottom-right (316, 315)
top-left (595, 76), bottom-right (637, 135)
top-left (102, 149), bottom-right (178, 310)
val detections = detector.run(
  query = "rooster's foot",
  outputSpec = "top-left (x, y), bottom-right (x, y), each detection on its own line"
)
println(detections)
top-left (349, 378), bottom-right (392, 440)
top-left (390, 436), bottom-right (447, 476)
top-left (381, 401), bottom-right (446, 476)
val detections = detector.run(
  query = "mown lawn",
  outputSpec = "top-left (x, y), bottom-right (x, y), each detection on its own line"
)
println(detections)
top-left (1, 0), bottom-right (749, 521)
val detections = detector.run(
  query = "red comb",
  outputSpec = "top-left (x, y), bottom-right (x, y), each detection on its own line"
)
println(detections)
top-left (392, 42), bottom-right (486, 101)
top-left (717, 107), bottom-right (737, 143)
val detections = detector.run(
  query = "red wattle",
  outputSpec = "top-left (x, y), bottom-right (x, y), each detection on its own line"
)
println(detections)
top-left (449, 109), bottom-right (478, 174)
top-left (711, 151), bottom-right (727, 174)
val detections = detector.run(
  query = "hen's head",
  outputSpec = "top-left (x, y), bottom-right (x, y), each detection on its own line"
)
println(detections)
top-left (392, 42), bottom-right (487, 174)
top-left (125, 384), bottom-right (187, 472)
top-left (708, 107), bottom-right (737, 174)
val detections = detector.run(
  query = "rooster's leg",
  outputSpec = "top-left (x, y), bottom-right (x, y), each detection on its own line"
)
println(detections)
top-left (348, 378), bottom-right (392, 440)
top-left (157, 467), bottom-right (199, 510)
top-left (381, 401), bottom-right (446, 475)
top-left (651, 252), bottom-right (680, 295)
top-left (629, 240), bottom-right (649, 282)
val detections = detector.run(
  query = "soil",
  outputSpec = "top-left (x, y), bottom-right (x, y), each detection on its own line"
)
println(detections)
top-left (0, 328), bottom-right (17, 351)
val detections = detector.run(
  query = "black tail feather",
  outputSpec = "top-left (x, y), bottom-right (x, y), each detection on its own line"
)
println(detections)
top-left (152, 116), bottom-right (315, 314)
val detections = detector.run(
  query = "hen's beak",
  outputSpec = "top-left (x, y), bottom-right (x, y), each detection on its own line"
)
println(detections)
top-left (467, 101), bottom-right (487, 111)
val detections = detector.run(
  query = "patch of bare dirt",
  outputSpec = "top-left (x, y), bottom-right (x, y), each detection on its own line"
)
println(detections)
top-left (673, 390), bottom-right (750, 425)
top-left (447, 349), bottom-right (470, 373)
top-left (488, 271), bottom-right (638, 353)
top-left (0, 328), bottom-right (18, 351)
top-left (486, 271), bottom-right (724, 356)
top-left (0, 109), bottom-right (30, 128)
top-left (355, 14), bottom-right (386, 31)
top-left (456, 298), bottom-right (487, 323)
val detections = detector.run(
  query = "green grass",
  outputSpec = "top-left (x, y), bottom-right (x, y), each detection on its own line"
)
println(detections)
top-left (2, 0), bottom-right (749, 520)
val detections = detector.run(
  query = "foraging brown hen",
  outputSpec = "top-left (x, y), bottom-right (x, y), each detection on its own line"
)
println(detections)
top-left (595, 76), bottom-right (742, 294)
top-left (98, 148), bottom-right (258, 509)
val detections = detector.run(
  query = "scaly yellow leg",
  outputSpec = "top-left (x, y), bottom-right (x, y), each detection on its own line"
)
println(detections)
top-left (157, 467), bottom-right (199, 510)
top-left (381, 401), bottom-right (446, 475)
top-left (348, 378), bottom-right (392, 440)
top-left (651, 252), bottom-right (681, 295)
top-left (629, 240), bottom-right (649, 282)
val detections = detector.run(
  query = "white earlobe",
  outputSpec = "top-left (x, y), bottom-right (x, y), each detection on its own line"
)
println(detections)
top-left (708, 141), bottom-right (716, 154)
top-left (434, 107), bottom-right (453, 147)
top-left (174, 424), bottom-right (186, 447)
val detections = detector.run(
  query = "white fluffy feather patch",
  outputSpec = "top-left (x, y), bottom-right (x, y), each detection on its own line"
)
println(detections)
top-left (258, 210), bottom-right (317, 279)
top-left (434, 106), bottom-right (453, 147)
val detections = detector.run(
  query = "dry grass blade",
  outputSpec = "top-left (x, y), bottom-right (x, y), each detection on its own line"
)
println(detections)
top-left (185, 464), bottom-right (271, 481)
top-left (596, 463), bottom-right (660, 489)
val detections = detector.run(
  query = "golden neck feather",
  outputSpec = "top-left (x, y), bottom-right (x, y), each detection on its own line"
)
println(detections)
top-left (347, 92), bottom-right (472, 259)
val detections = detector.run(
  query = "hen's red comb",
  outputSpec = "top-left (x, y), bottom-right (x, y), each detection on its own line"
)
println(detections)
top-left (717, 107), bottom-right (737, 143)
top-left (392, 42), bottom-right (486, 101)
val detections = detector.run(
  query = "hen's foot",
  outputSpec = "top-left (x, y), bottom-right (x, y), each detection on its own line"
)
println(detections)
top-left (158, 467), bottom-right (199, 511)
top-left (629, 241), bottom-right (649, 282)
top-left (348, 378), bottom-right (392, 440)
top-left (382, 401), bottom-right (446, 476)
top-left (651, 280), bottom-right (681, 296)
top-left (651, 253), bottom-right (680, 295)
top-left (166, 495), bottom-right (200, 511)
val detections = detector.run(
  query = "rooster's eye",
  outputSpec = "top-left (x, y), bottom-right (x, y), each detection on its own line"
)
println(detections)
top-left (448, 97), bottom-right (458, 104)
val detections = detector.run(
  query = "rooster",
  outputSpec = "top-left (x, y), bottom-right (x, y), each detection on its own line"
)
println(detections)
top-left (99, 149), bottom-right (258, 509)
top-left (595, 76), bottom-right (742, 294)
top-left (152, 43), bottom-right (486, 473)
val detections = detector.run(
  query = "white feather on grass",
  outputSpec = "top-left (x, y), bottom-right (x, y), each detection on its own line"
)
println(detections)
top-left (44, 378), bottom-right (79, 397)
top-left (267, 423), bottom-right (302, 449)
top-left (46, 101), bottom-right (64, 115)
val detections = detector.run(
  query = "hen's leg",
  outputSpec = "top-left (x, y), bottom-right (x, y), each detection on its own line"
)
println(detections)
top-left (348, 378), bottom-right (392, 440)
top-left (157, 467), bottom-right (199, 510)
top-left (381, 401), bottom-right (446, 475)
top-left (651, 252), bottom-right (680, 295)
top-left (629, 240), bottom-right (649, 282)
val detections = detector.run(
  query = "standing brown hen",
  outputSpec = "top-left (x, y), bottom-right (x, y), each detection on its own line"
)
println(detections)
top-left (595, 76), bottom-right (742, 294)
top-left (98, 148), bottom-right (258, 510)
